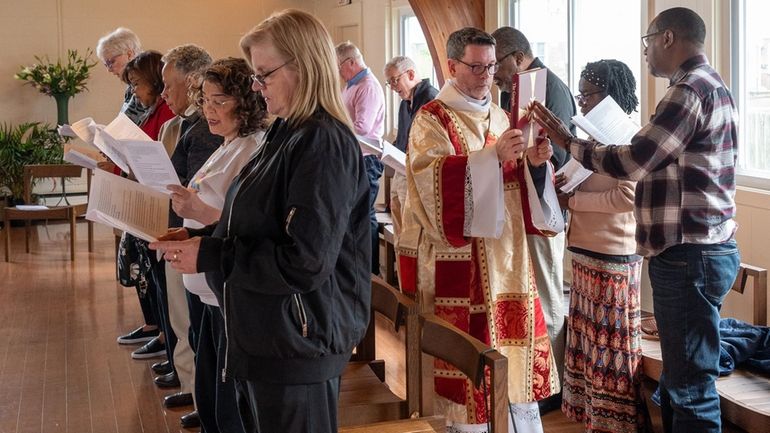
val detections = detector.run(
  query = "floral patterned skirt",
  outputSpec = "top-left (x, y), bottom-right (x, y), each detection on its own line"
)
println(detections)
top-left (562, 252), bottom-right (645, 433)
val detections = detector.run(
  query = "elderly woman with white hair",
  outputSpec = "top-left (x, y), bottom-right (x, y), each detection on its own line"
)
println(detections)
top-left (96, 27), bottom-right (149, 125)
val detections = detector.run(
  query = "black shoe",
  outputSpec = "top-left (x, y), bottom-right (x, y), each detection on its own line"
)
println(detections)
top-left (154, 371), bottom-right (180, 388)
top-left (538, 392), bottom-right (563, 415)
top-left (131, 337), bottom-right (166, 359)
top-left (164, 392), bottom-right (193, 408)
top-left (152, 360), bottom-right (172, 375)
top-left (180, 410), bottom-right (200, 429)
top-left (117, 326), bottom-right (160, 345)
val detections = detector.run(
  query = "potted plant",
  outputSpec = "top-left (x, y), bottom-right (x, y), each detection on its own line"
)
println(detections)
top-left (0, 122), bottom-right (65, 207)
top-left (15, 49), bottom-right (97, 126)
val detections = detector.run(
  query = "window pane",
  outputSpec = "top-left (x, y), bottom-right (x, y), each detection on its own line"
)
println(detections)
top-left (513, 0), bottom-right (570, 84)
top-left (402, 15), bottom-right (437, 86)
top-left (573, 0), bottom-right (642, 125)
top-left (737, 1), bottom-right (770, 179)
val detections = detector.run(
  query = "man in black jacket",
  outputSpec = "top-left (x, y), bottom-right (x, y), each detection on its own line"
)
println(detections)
top-left (491, 26), bottom-right (576, 413)
top-left (383, 55), bottom-right (438, 238)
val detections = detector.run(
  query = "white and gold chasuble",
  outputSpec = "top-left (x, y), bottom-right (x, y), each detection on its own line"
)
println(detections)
top-left (397, 81), bottom-right (559, 426)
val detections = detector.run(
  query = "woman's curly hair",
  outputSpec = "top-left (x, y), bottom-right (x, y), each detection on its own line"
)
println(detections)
top-left (193, 57), bottom-right (269, 136)
top-left (581, 59), bottom-right (638, 114)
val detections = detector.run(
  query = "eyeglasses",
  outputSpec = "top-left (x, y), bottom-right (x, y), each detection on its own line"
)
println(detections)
top-left (104, 53), bottom-right (124, 69)
top-left (385, 71), bottom-right (407, 88)
top-left (641, 29), bottom-right (666, 48)
top-left (574, 90), bottom-right (605, 104)
top-left (454, 59), bottom-right (500, 76)
top-left (196, 96), bottom-right (235, 109)
top-left (338, 57), bottom-right (353, 68)
top-left (250, 59), bottom-right (293, 87)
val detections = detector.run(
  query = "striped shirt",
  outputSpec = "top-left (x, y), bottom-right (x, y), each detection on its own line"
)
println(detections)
top-left (571, 54), bottom-right (738, 257)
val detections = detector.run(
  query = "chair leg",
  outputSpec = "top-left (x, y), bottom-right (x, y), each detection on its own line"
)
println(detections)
top-left (70, 212), bottom-right (76, 261)
top-left (25, 221), bottom-right (30, 253)
top-left (4, 217), bottom-right (9, 263)
top-left (87, 220), bottom-right (94, 252)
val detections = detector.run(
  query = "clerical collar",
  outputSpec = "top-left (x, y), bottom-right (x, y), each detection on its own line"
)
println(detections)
top-left (436, 79), bottom-right (491, 113)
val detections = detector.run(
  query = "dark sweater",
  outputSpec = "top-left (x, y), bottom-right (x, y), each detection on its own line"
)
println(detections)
top-left (394, 79), bottom-right (439, 152)
top-left (168, 112), bottom-right (222, 228)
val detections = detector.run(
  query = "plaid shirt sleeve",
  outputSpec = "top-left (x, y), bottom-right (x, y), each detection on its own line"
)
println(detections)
top-left (571, 83), bottom-right (702, 181)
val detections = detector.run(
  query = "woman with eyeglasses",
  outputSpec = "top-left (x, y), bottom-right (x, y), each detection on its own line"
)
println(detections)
top-left (557, 59), bottom-right (645, 433)
top-left (155, 57), bottom-right (268, 433)
top-left (121, 51), bottom-right (175, 141)
top-left (96, 27), bottom-right (150, 125)
top-left (150, 9), bottom-right (370, 433)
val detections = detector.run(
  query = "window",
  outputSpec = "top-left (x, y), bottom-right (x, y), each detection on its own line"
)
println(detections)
top-left (509, 0), bottom-right (642, 125)
top-left (400, 13), bottom-right (437, 86)
top-left (732, 0), bottom-right (770, 186)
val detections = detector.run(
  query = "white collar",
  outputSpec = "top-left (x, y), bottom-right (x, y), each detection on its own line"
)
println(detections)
top-left (436, 79), bottom-right (491, 114)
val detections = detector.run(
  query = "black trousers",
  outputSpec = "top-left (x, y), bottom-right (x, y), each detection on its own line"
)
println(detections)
top-left (148, 252), bottom-right (176, 367)
top-left (195, 304), bottom-right (244, 433)
top-left (234, 376), bottom-right (340, 433)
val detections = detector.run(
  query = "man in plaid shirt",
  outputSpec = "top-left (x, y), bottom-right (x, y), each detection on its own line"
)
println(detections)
top-left (533, 7), bottom-right (739, 433)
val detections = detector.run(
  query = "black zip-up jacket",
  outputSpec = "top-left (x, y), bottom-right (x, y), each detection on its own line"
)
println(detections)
top-left (191, 109), bottom-right (371, 384)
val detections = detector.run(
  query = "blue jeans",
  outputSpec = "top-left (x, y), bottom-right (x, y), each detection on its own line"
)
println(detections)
top-left (364, 155), bottom-right (383, 274)
top-left (649, 241), bottom-right (740, 433)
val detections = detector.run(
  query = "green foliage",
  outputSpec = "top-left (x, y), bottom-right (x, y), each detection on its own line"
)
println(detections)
top-left (0, 123), bottom-right (65, 198)
top-left (15, 49), bottom-right (97, 98)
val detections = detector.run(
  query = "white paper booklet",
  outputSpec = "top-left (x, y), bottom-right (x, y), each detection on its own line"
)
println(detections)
top-left (63, 140), bottom-right (105, 170)
top-left (571, 96), bottom-right (639, 146)
top-left (356, 135), bottom-right (383, 157)
top-left (556, 158), bottom-right (593, 194)
top-left (380, 140), bottom-right (406, 175)
top-left (563, 96), bottom-right (640, 192)
top-left (121, 140), bottom-right (182, 194)
top-left (86, 170), bottom-right (170, 242)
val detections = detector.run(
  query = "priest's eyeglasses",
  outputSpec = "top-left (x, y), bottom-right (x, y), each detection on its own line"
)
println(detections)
top-left (455, 59), bottom-right (500, 76)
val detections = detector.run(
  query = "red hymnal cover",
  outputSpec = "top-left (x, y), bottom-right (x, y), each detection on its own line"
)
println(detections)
top-left (510, 67), bottom-right (547, 148)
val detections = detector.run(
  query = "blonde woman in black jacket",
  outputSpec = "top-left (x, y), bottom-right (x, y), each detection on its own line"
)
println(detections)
top-left (150, 9), bottom-right (371, 433)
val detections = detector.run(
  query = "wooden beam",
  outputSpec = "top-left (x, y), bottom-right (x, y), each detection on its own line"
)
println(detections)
top-left (408, 0), bottom-right (485, 86)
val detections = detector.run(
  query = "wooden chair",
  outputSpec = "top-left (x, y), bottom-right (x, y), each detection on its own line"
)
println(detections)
top-left (4, 164), bottom-right (93, 261)
top-left (339, 275), bottom-right (420, 426)
top-left (641, 262), bottom-right (770, 433)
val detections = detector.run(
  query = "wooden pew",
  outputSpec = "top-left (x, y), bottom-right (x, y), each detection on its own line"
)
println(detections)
top-left (338, 276), bottom-right (420, 426)
top-left (341, 308), bottom-right (509, 433)
top-left (641, 263), bottom-right (770, 433)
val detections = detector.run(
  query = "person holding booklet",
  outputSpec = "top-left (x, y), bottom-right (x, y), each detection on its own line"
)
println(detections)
top-left (151, 10), bottom-right (371, 432)
top-left (122, 51), bottom-right (175, 141)
top-left (158, 57), bottom-right (268, 433)
top-left (397, 27), bottom-right (558, 432)
top-left (96, 27), bottom-right (149, 125)
top-left (383, 55), bottom-right (438, 240)
top-left (533, 8), bottom-right (740, 432)
top-left (555, 59), bottom-right (645, 433)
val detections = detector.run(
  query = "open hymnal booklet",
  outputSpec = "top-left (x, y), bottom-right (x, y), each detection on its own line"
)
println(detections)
top-left (86, 170), bottom-right (170, 242)
top-left (59, 117), bottom-right (107, 170)
top-left (558, 96), bottom-right (640, 193)
top-left (356, 135), bottom-right (383, 157)
top-left (67, 113), bottom-right (180, 194)
top-left (381, 141), bottom-right (406, 175)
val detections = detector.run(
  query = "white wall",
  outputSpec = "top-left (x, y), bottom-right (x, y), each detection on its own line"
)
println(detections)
top-left (0, 0), bottom-right (311, 127)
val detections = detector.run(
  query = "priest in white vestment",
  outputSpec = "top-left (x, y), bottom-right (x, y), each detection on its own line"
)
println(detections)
top-left (397, 27), bottom-right (560, 433)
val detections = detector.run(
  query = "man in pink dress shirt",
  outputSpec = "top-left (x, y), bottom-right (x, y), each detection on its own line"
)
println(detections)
top-left (336, 41), bottom-right (386, 274)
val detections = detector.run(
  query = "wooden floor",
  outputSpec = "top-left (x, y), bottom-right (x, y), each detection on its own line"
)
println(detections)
top-left (0, 221), bottom-right (583, 433)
